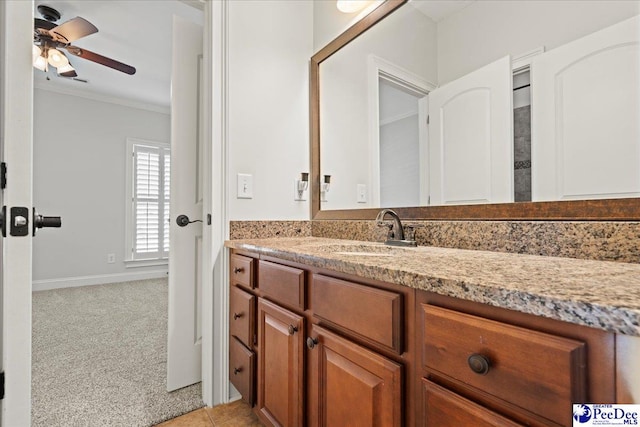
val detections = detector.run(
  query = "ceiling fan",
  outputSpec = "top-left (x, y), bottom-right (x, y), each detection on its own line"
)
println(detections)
top-left (33, 4), bottom-right (136, 78)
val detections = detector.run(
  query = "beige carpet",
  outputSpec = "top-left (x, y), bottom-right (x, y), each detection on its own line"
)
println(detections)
top-left (32, 278), bottom-right (203, 426)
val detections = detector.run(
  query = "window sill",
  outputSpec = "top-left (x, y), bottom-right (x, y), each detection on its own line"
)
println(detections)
top-left (124, 258), bottom-right (169, 268)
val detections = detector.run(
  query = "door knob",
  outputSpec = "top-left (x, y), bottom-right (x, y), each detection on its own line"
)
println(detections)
top-left (176, 214), bottom-right (202, 227)
top-left (32, 208), bottom-right (61, 236)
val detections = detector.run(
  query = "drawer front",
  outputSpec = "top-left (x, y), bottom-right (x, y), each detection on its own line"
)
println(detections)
top-left (422, 379), bottom-right (523, 427)
top-left (258, 260), bottom-right (305, 310)
top-left (230, 336), bottom-right (256, 406)
top-left (313, 274), bottom-right (403, 354)
top-left (230, 254), bottom-right (254, 288)
top-left (422, 304), bottom-right (586, 426)
top-left (230, 286), bottom-right (255, 348)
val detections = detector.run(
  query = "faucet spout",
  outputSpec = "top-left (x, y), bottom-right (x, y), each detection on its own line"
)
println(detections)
top-left (375, 209), bottom-right (405, 241)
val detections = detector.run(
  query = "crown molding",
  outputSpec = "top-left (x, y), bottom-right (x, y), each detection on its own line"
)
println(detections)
top-left (34, 82), bottom-right (171, 115)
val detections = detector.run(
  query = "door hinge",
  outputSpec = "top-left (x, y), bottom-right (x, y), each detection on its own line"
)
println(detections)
top-left (1, 162), bottom-right (6, 189)
top-left (426, 115), bottom-right (430, 125)
top-left (0, 371), bottom-right (5, 400)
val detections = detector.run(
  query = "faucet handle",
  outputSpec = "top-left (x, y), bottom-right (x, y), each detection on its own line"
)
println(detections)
top-left (376, 221), bottom-right (394, 239)
top-left (404, 225), bottom-right (416, 241)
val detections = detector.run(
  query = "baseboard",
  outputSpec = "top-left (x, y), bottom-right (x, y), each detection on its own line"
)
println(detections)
top-left (32, 269), bottom-right (168, 292)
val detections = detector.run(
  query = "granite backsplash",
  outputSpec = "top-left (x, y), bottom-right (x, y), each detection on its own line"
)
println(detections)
top-left (229, 220), bottom-right (640, 264)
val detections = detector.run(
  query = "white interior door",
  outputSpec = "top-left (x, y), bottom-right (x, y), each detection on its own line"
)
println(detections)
top-left (167, 15), bottom-right (204, 392)
top-left (428, 55), bottom-right (513, 206)
top-left (531, 15), bottom-right (640, 201)
top-left (1, 1), bottom-right (34, 424)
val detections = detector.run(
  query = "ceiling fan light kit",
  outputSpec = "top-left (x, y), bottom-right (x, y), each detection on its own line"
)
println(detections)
top-left (47, 48), bottom-right (69, 67)
top-left (33, 5), bottom-right (136, 79)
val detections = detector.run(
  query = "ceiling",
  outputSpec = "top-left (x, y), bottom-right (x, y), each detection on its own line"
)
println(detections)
top-left (408, 0), bottom-right (475, 22)
top-left (33, 0), bottom-right (203, 109)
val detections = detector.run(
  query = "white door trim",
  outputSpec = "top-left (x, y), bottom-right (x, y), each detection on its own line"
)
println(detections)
top-left (367, 55), bottom-right (435, 207)
top-left (206, 0), bottom-right (231, 406)
top-left (1, 1), bottom-right (34, 425)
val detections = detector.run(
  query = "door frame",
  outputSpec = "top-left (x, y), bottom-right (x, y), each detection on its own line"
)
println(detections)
top-left (367, 55), bottom-right (435, 207)
top-left (204, 0), bottom-right (231, 407)
top-left (0, 0), bottom-right (229, 419)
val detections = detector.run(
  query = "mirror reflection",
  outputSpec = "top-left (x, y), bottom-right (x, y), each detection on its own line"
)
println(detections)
top-left (319, 1), bottom-right (640, 211)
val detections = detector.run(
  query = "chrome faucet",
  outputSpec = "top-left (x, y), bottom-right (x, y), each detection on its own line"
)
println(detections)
top-left (375, 209), bottom-right (417, 247)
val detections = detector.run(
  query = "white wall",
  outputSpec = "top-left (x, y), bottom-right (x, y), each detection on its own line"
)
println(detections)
top-left (227, 0), bottom-right (313, 220)
top-left (313, 0), bottom-right (383, 53)
top-left (319, 5), bottom-right (436, 210)
top-left (437, 1), bottom-right (640, 84)
top-left (32, 89), bottom-right (170, 287)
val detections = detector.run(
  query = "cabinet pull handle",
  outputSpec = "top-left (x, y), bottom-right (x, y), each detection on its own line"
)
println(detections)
top-left (306, 337), bottom-right (318, 349)
top-left (467, 353), bottom-right (491, 375)
top-left (233, 267), bottom-right (244, 274)
top-left (233, 312), bottom-right (242, 320)
top-left (234, 367), bottom-right (242, 375)
top-left (288, 325), bottom-right (298, 335)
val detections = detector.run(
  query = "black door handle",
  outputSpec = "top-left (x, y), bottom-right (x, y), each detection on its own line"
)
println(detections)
top-left (176, 214), bottom-right (202, 227)
top-left (33, 208), bottom-right (61, 236)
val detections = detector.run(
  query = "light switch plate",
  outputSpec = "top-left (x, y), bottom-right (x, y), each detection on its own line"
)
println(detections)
top-left (237, 173), bottom-right (253, 199)
top-left (357, 184), bottom-right (367, 203)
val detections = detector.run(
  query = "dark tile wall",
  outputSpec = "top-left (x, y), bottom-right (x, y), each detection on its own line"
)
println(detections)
top-left (514, 105), bottom-right (531, 202)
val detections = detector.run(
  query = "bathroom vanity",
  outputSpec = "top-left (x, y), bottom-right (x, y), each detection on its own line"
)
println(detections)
top-left (225, 237), bottom-right (640, 427)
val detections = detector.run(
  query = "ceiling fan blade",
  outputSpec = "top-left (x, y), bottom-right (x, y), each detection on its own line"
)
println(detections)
top-left (65, 46), bottom-right (136, 75)
top-left (59, 69), bottom-right (78, 78)
top-left (50, 17), bottom-right (98, 44)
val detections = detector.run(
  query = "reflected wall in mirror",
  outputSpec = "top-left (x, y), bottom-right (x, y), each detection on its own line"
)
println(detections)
top-left (315, 0), bottom-right (640, 214)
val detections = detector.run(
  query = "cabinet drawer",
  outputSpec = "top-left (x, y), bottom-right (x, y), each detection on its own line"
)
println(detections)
top-left (422, 304), bottom-right (586, 426)
top-left (312, 274), bottom-right (403, 354)
top-left (230, 336), bottom-right (255, 406)
top-left (230, 286), bottom-right (255, 348)
top-left (422, 379), bottom-right (523, 427)
top-left (230, 254), bottom-right (254, 288)
top-left (258, 261), bottom-right (305, 310)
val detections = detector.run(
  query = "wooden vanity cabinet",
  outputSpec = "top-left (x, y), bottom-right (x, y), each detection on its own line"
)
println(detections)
top-left (229, 249), bottom-right (617, 427)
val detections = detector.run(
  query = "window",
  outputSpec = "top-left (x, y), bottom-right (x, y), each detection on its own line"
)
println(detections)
top-left (126, 138), bottom-right (170, 263)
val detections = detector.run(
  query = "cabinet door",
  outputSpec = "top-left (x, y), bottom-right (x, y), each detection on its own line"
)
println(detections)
top-left (422, 379), bottom-right (523, 427)
top-left (308, 325), bottom-right (403, 427)
top-left (257, 298), bottom-right (305, 427)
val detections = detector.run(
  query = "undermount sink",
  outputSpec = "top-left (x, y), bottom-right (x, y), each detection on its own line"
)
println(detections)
top-left (314, 243), bottom-right (416, 257)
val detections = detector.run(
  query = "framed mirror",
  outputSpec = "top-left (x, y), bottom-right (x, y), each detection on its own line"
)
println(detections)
top-left (311, 0), bottom-right (640, 220)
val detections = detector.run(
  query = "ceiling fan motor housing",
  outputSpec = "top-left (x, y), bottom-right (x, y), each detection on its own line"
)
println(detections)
top-left (37, 5), bottom-right (61, 23)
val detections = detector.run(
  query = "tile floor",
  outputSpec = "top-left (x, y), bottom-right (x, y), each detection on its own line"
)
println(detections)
top-left (156, 400), bottom-right (263, 427)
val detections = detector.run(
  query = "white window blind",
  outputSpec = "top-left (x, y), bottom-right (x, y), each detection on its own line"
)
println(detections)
top-left (130, 142), bottom-right (170, 260)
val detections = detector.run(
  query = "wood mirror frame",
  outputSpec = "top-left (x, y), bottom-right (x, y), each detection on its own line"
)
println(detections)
top-left (310, 0), bottom-right (639, 221)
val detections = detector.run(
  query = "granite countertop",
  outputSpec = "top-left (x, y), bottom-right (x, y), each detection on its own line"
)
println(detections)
top-left (225, 237), bottom-right (640, 336)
